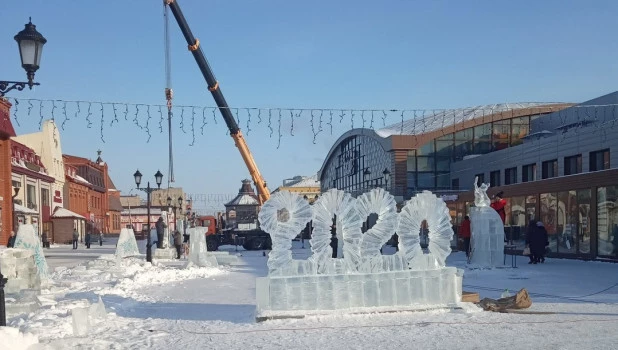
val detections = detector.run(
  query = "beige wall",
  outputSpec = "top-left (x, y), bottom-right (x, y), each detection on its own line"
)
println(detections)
top-left (13, 120), bottom-right (66, 209)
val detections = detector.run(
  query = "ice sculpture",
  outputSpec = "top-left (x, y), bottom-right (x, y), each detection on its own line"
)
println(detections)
top-left (398, 191), bottom-right (455, 270)
top-left (0, 248), bottom-right (41, 293)
top-left (310, 189), bottom-right (363, 274)
top-left (186, 227), bottom-right (218, 267)
top-left (255, 189), bottom-right (463, 318)
top-left (470, 178), bottom-right (505, 267)
top-left (115, 228), bottom-right (140, 258)
top-left (259, 190), bottom-right (314, 276)
top-left (13, 224), bottom-right (50, 280)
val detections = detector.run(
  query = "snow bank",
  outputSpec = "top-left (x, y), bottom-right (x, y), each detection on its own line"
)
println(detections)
top-left (0, 327), bottom-right (42, 350)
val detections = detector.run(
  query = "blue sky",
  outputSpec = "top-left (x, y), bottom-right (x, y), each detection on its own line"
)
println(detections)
top-left (1, 0), bottom-right (617, 208)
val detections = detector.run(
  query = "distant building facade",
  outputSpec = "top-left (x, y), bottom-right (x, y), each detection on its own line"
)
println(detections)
top-left (225, 179), bottom-right (260, 230)
top-left (11, 140), bottom-right (54, 236)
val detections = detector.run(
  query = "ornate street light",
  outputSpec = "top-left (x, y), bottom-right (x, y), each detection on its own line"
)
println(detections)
top-left (383, 168), bottom-right (391, 189)
top-left (134, 169), bottom-right (163, 263)
top-left (1, 18), bottom-right (47, 96)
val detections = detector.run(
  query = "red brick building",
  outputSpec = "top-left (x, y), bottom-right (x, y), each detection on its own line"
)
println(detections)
top-left (0, 98), bottom-right (16, 245)
top-left (63, 152), bottom-right (121, 235)
top-left (63, 154), bottom-right (108, 233)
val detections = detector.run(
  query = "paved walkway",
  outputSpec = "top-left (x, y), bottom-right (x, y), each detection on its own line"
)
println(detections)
top-left (44, 237), bottom-right (119, 270)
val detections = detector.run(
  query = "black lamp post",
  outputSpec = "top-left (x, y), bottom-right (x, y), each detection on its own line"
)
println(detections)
top-left (383, 168), bottom-right (391, 190)
top-left (363, 168), bottom-right (371, 190)
top-left (134, 169), bottom-right (163, 263)
top-left (1, 18), bottom-right (47, 97)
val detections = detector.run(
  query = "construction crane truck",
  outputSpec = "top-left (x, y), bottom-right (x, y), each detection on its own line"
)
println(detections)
top-left (165, 0), bottom-right (272, 250)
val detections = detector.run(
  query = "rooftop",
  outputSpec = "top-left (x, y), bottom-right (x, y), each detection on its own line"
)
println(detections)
top-left (376, 102), bottom-right (569, 138)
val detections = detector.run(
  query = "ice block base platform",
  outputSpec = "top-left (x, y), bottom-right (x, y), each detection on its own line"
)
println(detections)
top-left (255, 267), bottom-right (463, 320)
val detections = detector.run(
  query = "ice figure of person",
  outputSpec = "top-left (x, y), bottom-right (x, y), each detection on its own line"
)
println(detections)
top-left (186, 227), bottom-right (218, 267)
top-left (469, 177), bottom-right (505, 266)
top-left (161, 211), bottom-right (171, 249)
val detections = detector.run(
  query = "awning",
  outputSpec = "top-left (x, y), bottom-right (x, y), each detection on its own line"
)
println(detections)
top-left (51, 207), bottom-right (86, 219)
top-left (14, 203), bottom-right (38, 214)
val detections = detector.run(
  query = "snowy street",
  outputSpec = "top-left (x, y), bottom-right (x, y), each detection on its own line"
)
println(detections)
top-left (2, 239), bottom-right (618, 349)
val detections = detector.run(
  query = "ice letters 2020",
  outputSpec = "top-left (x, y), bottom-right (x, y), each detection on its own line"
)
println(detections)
top-left (256, 188), bottom-right (463, 316)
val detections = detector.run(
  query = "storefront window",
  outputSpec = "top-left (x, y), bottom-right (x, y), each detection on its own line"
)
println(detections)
top-left (508, 196), bottom-right (527, 248)
top-left (540, 193), bottom-right (558, 253)
top-left (525, 195), bottom-right (537, 220)
top-left (597, 186), bottom-right (618, 258)
top-left (557, 191), bottom-right (577, 254)
top-left (552, 189), bottom-right (591, 255)
top-left (577, 189), bottom-right (591, 254)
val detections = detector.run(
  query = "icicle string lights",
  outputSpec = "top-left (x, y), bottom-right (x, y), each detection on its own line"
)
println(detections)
top-left (12, 99), bottom-right (20, 127)
top-left (4, 97), bottom-right (618, 148)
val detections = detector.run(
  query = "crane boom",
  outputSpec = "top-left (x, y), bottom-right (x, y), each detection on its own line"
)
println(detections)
top-left (165, 0), bottom-right (270, 204)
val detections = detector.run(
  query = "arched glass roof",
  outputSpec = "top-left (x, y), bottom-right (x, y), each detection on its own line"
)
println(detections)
top-left (376, 102), bottom-right (566, 138)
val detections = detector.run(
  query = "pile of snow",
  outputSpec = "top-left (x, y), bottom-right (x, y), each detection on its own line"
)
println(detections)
top-left (0, 327), bottom-right (44, 350)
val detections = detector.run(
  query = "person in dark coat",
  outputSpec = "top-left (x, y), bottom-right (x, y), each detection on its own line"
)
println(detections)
top-left (155, 217), bottom-right (167, 249)
top-left (524, 219), bottom-right (537, 264)
top-left (529, 221), bottom-right (548, 264)
top-left (42, 231), bottom-right (50, 248)
top-left (85, 230), bottom-right (92, 249)
top-left (173, 230), bottom-right (183, 259)
top-left (459, 216), bottom-right (471, 258)
top-left (7, 231), bottom-right (16, 248)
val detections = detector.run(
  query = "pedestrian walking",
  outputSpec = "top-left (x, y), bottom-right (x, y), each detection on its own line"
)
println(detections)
top-left (7, 231), bottom-right (16, 248)
top-left (173, 230), bottom-right (182, 259)
top-left (85, 230), bottom-right (92, 249)
top-left (459, 216), bottom-right (471, 259)
top-left (72, 228), bottom-right (79, 249)
top-left (42, 231), bottom-right (50, 248)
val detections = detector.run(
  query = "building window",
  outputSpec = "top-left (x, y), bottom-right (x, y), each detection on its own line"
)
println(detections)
top-left (41, 188), bottom-right (50, 207)
top-left (542, 159), bottom-right (558, 179)
top-left (451, 178), bottom-right (460, 190)
top-left (27, 184), bottom-right (37, 209)
top-left (505, 167), bottom-right (517, 185)
top-left (522, 163), bottom-right (536, 182)
top-left (475, 173), bottom-right (485, 186)
top-left (590, 149), bottom-right (610, 172)
top-left (564, 154), bottom-right (582, 176)
top-left (489, 170), bottom-right (501, 187)
top-left (597, 185), bottom-right (618, 257)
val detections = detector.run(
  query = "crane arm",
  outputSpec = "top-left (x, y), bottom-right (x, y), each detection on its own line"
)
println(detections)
top-left (165, 0), bottom-right (270, 204)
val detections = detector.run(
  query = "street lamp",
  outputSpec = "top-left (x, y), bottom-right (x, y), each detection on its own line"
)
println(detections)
top-left (383, 168), bottom-right (391, 190)
top-left (363, 168), bottom-right (371, 190)
top-left (1, 18), bottom-right (47, 96)
top-left (134, 169), bottom-right (163, 263)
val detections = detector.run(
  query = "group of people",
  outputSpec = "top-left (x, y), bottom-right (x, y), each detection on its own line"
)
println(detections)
top-left (72, 228), bottom-right (103, 249)
top-left (458, 191), bottom-right (549, 265)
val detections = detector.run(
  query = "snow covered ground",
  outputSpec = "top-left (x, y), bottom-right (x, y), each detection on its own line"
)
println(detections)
top-left (2, 240), bottom-right (618, 349)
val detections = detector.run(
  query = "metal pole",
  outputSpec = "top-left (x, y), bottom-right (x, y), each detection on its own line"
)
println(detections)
top-left (146, 182), bottom-right (152, 263)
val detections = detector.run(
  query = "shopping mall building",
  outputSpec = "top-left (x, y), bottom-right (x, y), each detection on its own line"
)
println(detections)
top-left (318, 91), bottom-right (618, 261)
